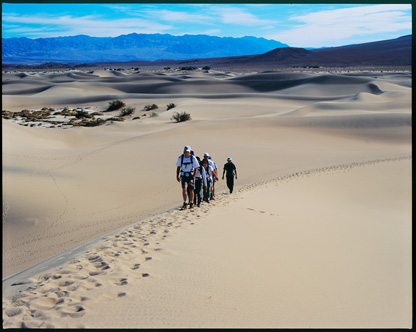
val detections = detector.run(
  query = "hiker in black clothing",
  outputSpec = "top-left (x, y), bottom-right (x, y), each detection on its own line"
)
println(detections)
top-left (193, 157), bottom-right (204, 207)
top-left (222, 157), bottom-right (237, 194)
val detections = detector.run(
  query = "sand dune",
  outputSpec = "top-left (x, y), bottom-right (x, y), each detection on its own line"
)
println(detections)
top-left (3, 69), bottom-right (410, 111)
top-left (2, 68), bottom-right (412, 328)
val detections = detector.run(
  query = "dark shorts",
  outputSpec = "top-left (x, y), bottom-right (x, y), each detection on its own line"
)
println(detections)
top-left (181, 174), bottom-right (194, 189)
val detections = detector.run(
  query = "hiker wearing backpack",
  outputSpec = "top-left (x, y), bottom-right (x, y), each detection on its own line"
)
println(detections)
top-left (209, 155), bottom-right (218, 200)
top-left (201, 158), bottom-right (215, 203)
top-left (203, 153), bottom-right (218, 200)
top-left (194, 156), bottom-right (206, 208)
top-left (176, 146), bottom-right (200, 209)
top-left (222, 157), bottom-right (237, 194)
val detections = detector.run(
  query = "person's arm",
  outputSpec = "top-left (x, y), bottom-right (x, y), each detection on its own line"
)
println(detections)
top-left (191, 157), bottom-right (199, 183)
top-left (202, 168), bottom-right (207, 188)
top-left (222, 167), bottom-right (225, 180)
top-left (235, 167), bottom-right (237, 180)
top-left (176, 166), bottom-right (181, 182)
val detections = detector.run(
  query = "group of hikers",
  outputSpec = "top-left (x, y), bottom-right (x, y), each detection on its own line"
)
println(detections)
top-left (176, 146), bottom-right (237, 210)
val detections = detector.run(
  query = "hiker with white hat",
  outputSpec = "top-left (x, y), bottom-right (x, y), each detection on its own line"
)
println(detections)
top-left (201, 158), bottom-right (215, 203)
top-left (176, 146), bottom-right (200, 209)
top-left (203, 153), bottom-right (218, 200)
top-left (222, 157), bottom-right (237, 194)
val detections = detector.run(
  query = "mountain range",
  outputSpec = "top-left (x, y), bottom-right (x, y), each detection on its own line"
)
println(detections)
top-left (2, 33), bottom-right (288, 64)
top-left (199, 35), bottom-right (412, 67)
top-left (2, 34), bottom-right (411, 69)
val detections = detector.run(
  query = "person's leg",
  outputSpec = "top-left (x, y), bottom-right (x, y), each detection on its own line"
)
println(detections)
top-left (181, 177), bottom-right (188, 208)
top-left (182, 186), bottom-right (188, 201)
top-left (187, 186), bottom-right (191, 204)
top-left (203, 181), bottom-right (209, 202)
top-left (195, 179), bottom-right (202, 206)
top-left (227, 176), bottom-right (234, 193)
top-left (206, 179), bottom-right (212, 202)
top-left (189, 187), bottom-right (195, 208)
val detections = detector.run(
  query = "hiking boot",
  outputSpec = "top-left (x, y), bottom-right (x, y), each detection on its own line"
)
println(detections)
top-left (181, 202), bottom-right (187, 210)
top-left (189, 203), bottom-right (194, 209)
top-left (197, 202), bottom-right (201, 208)
top-left (211, 196), bottom-right (215, 200)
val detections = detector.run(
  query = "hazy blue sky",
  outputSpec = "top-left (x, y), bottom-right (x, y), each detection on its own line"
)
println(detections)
top-left (2, 3), bottom-right (412, 48)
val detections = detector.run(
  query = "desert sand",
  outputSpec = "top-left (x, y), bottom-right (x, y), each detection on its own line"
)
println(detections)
top-left (2, 68), bottom-right (412, 328)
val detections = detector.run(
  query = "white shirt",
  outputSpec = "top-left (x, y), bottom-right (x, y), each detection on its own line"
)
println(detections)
top-left (176, 154), bottom-right (199, 173)
top-left (204, 159), bottom-right (217, 172)
top-left (202, 165), bottom-right (214, 187)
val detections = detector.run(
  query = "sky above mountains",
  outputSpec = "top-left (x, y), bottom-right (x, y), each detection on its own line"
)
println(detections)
top-left (2, 3), bottom-right (412, 48)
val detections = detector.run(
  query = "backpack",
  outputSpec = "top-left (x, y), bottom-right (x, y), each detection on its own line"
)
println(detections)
top-left (180, 154), bottom-right (196, 175)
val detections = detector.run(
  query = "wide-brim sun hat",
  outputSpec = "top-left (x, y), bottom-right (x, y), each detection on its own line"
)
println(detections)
top-left (203, 153), bottom-right (209, 157)
top-left (227, 157), bottom-right (232, 161)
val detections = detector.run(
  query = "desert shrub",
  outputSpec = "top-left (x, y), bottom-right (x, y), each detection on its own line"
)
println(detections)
top-left (171, 111), bottom-right (191, 123)
top-left (164, 67), bottom-right (171, 70)
top-left (107, 100), bottom-right (126, 112)
top-left (2, 110), bottom-right (13, 119)
top-left (179, 66), bottom-right (197, 71)
top-left (79, 118), bottom-right (106, 127)
top-left (75, 110), bottom-right (93, 119)
top-left (150, 112), bottom-right (158, 117)
top-left (120, 107), bottom-right (135, 116)
top-left (144, 104), bottom-right (158, 111)
top-left (132, 116), bottom-right (141, 120)
top-left (54, 109), bottom-right (77, 116)
top-left (167, 103), bottom-right (176, 110)
top-left (19, 110), bottom-right (31, 117)
top-left (106, 117), bottom-right (125, 122)
top-left (202, 66), bottom-right (211, 70)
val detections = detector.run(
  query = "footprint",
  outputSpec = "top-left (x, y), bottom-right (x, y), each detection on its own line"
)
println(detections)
top-left (58, 280), bottom-right (74, 287)
top-left (113, 278), bottom-right (128, 286)
top-left (5, 307), bottom-right (22, 317)
top-left (28, 297), bottom-right (60, 310)
top-left (59, 305), bottom-right (86, 318)
top-left (54, 291), bottom-right (69, 298)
